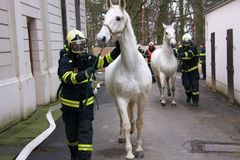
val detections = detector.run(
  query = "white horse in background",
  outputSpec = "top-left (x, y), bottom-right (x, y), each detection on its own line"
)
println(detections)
top-left (97, 0), bottom-right (152, 159)
top-left (151, 23), bottom-right (177, 106)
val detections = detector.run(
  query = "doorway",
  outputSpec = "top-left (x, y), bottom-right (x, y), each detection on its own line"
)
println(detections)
top-left (226, 29), bottom-right (234, 103)
top-left (210, 32), bottom-right (216, 91)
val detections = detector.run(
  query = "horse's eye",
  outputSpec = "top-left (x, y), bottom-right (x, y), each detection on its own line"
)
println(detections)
top-left (116, 16), bottom-right (121, 21)
top-left (166, 32), bottom-right (169, 35)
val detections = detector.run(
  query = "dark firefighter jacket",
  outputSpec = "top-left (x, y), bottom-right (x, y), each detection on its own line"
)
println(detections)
top-left (58, 48), bottom-right (120, 111)
top-left (199, 47), bottom-right (206, 64)
top-left (174, 44), bottom-right (199, 72)
top-left (144, 47), bottom-right (156, 63)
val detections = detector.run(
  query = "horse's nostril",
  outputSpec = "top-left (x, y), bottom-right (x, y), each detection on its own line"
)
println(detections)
top-left (171, 43), bottom-right (176, 48)
top-left (102, 36), bottom-right (106, 42)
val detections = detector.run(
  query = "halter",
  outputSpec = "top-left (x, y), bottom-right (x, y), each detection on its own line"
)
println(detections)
top-left (102, 19), bottom-right (128, 43)
top-left (164, 33), bottom-right (176, 48)
top-left (169, 37), bottom-right (175, 41)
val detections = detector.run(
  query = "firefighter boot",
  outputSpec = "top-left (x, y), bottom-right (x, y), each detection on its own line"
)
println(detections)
top-left (71, 156), bottom-right (78, 160)
top-left (193, 101), bottom-right (198, 107)
top-left (186, 96), bottom-right (191, 104)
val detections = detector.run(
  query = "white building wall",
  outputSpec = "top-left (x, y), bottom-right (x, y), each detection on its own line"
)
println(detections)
top-left (80, 0), bottom-right (87, 35)
top-left (0, 0), bottom-right (87, 131)
top-left (205, 0), bottom-right (240, 104)
top-left (0, 1), bottom-right (16, 79)
top-left (46, 0), bottom-right (64, 101)
top-left (0, 0), bottom-right (22, 127)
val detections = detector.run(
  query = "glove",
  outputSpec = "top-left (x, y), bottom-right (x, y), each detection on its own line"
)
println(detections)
top-left (179, 51), bottom-right (185, 58)
top-left (110, 41), bottom-right (121, 59)
top-left (173, 48), bottom-right (178, 58)
top-left (77, 52), bottom-right (89, 61)
top-left (115, 40), bottom-right (120, 52)
top-left (84, 67), bottom-right (95, 79)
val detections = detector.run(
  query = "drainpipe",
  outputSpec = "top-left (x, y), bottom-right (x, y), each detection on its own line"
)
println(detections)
top-left (75, 0), bottom-right (81, 30)
top-left (61, 0), bottom-right (67, 42)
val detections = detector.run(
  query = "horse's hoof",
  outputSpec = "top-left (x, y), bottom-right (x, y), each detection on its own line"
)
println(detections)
top-left (168, 92), bottom-right (171, 97)
top-left (135, 151), bottom-right (144, 158)
top-left (161, 102), bottom-right (166, 106)
top-left (118, 138), bottom-right (126, 143)
top-left (130, 126), bottom-right (135, 134)
top-left (172, 103), bottom-right (176, 107)
top-left (126, 154), bottom-right (135, 160)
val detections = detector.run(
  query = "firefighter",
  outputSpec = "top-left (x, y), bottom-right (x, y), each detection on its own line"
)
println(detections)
top-left (173, 33), bottom-right (199, 106)
top-left (58, 29), bottom-right (120, 160)
top-left (144, 41), bottom-right (156, 82)
top-left (199, 42), bottom-right (206, 79)
top-left (137, 44), bottom-right (145, 56)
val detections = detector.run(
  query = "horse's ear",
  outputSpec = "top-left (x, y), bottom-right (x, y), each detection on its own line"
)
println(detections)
top-left (162, 23), bottom-right (167, 29)
top-left (119, 0), bottom-right (126, 10)
top-left (106, 0), bottom-right (113, 9)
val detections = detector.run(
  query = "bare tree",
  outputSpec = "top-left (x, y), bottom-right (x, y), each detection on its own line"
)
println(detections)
top-left (86, 0), bottom-right (205, 48)
top-left (86, 0), bottom-right (105, 48)
top-left (192, 0), bottom-right (205, 46)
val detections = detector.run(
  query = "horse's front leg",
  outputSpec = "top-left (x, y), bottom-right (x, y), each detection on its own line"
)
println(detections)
top-left (166, 77), bottom-right (171, 97)
top-left (170, 74), bottom-right (177, 107)
top-left (128, 101), bottom-right (135, 134)
top-left (117, 108), bottom-right (125, 143)
top-left (160, 73), bottom-right (166, 106)
top-left (115, 99), bottom-right (125, 143)
top-left (135, 94), bottom-right (147, 158)
top-left (117, 97), bottom-right (134, 160)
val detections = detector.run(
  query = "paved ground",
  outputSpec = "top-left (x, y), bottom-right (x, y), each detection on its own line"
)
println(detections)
top-left (1, 76), bottom-right (240, 160)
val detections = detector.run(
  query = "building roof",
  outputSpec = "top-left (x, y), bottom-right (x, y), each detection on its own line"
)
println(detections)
top-left (204, 0), bottom-right (234, 14)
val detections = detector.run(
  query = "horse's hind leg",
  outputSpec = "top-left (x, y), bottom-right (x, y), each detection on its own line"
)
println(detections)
top-left (156, 76), bottom-right (162, 101)
top-left (116, 97), bottom-right (134, 159)
top-left (135, 94), bottom-right (147, 158)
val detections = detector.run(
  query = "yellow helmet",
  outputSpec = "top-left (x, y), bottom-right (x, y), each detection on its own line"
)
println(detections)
top-left (66, 29), bottom-right (87, 54)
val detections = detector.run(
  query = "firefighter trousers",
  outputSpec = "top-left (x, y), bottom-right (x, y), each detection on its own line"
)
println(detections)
top-left (148, 63), bottom-right (155, 82)
top-left (181, 69), bottom-right (199, 103)
top-left (61, 106), bottom-right (94, 160)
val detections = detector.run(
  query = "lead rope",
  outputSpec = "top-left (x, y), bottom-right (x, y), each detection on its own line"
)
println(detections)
top-left (83, 47), bottom-right (105, 110)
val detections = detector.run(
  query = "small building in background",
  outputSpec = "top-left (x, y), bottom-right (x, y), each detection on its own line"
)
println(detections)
top-left (0, 0), bottom-right (87, 131)
top-left (204, 0), bottom-right (240, 105)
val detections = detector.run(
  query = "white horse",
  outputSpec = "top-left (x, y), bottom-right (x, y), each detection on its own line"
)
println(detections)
top-left (151, 23), bottom-right (177, 106)
top-left (97, 0), bottom-right (152, 159)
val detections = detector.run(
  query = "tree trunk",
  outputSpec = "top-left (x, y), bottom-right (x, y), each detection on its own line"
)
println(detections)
top-left (193, 0), bottom-right (205, 47)
top-left (156, 0), bottom-right (170, 44)
top-left (178, 0), bottom-right (184, 44)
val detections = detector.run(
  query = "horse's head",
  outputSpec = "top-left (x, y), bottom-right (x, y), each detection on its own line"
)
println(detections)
top-left (163, 23), bottom-right (177, 48)
top-left (97, 0), bottom-right (128, 46)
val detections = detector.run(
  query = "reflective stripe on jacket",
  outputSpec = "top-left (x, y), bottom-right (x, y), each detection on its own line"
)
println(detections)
top-left (58, 48), bottom-right (119, 111)
top-left (176, 44), bottom-right (199, 73)
top-left (199, 47), bottom-right (206, 64)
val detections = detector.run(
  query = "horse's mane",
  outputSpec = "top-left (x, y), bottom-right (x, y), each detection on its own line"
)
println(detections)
top-left (123, 10), bottom-right (137, 45)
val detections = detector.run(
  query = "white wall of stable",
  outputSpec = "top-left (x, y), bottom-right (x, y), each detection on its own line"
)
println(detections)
top-left (0, 0), bottom-right (87, 130)
top-left (205, 0), bottom-right (240, 104)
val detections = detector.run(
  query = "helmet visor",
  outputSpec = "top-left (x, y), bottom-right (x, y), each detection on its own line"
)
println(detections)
top-left (183, 39), bottom-right (192, 46)
top-left (70, 39), bottom-right (86, 54)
